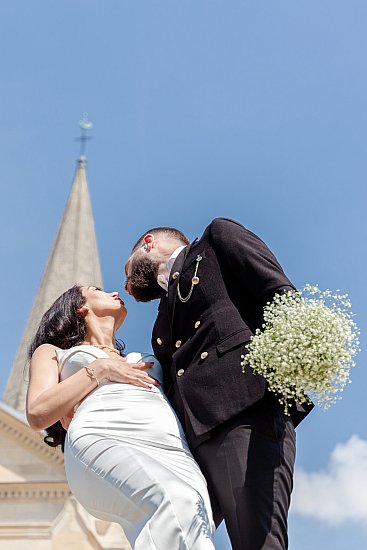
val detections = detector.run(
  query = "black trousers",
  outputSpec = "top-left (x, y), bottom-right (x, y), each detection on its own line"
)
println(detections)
top-left (194, 404), bottom-right (296, 550)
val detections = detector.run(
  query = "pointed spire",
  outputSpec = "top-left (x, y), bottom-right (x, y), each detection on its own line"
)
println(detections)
top-left (3, 155), bottom-right (103, 412)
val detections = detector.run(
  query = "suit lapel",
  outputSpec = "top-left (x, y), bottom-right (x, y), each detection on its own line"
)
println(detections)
top-left (157, 242), bottom-right (194, 315)
top-left (167, 242), bottom-right (193, 327)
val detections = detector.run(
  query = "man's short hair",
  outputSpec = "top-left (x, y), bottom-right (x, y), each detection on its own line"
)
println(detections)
top-left (131, 227), bottom-right (189, 253)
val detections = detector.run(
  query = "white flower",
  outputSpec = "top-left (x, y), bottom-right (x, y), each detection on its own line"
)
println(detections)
top-left (241, 285), bottom-right (360, 414)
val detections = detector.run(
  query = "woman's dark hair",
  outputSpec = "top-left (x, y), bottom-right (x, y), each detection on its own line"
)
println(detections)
top-left (28, 285), bottom-right (124, 452)
top-left (29, 286), bottom-right (87, 358)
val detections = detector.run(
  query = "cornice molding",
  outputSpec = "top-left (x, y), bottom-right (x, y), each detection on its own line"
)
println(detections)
top-left (0, 481), bottom-right (70, 500)
top-left (0, 523), bottom-right (51, 540)
top-left (0, 405), bottom-right (64, 468)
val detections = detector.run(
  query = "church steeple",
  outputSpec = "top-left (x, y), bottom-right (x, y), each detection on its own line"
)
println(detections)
top-left (3, 145), bottom-right (103, 412)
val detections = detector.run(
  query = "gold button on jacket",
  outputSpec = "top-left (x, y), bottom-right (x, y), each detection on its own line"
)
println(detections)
top-left (175, 340), bottom-right (182, 348)
top-left (194, 321), bottom-right (201, 329)
top-left (172, 271), bottom-right (180, 280)
top-left (156, 338), bottom-right (162, 345)
top-left (177, 368), bottom-right (185, 376)
top-left (200, 351), bottom-right (208, 360)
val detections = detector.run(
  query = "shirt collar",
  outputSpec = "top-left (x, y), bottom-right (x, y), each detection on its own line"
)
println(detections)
top-left (157, 245), bottom-right (187, 291)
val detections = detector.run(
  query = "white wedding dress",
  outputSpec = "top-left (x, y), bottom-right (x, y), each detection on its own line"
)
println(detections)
top-left (56, 346), bottom-right (215, 550)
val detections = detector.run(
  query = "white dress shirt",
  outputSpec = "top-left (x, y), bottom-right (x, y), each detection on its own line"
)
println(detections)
top-left (157, 245), bottom-right (187, 291)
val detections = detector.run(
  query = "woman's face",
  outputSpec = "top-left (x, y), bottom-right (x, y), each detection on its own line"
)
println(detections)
top-left (81, 286), bottom-right (127, 326)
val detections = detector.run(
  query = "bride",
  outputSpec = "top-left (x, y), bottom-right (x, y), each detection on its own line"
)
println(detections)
top-left (26, 285), bottom-right (215, 549)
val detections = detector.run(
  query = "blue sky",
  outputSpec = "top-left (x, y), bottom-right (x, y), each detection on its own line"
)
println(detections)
top-left (1, 2), bottom-right (366, 548)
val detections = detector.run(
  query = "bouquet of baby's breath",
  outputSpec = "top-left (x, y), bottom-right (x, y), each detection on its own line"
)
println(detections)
top-left (241, 285), bottom-right (360, 414)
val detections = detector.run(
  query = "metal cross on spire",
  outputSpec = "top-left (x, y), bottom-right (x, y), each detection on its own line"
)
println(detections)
top-left (77, 112), bottom-right (93, 158)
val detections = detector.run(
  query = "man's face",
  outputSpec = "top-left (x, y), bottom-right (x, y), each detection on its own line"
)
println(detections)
top-left (125, 249), bottom-right (163, 302)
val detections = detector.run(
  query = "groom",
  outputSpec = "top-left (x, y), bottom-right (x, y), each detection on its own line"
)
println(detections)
top-left (124, 217), bottom-right (313, 550)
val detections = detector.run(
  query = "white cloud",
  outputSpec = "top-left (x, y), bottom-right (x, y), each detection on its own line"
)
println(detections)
top-left (291, 435), bottom-right (367, 525)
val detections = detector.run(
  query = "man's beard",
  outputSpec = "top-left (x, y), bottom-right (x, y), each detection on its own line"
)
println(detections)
top-left (129, 257), bottom-right (163, 302)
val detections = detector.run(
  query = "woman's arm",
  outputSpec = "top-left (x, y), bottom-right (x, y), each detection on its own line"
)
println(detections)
top-left (26, 344), bottom-right (156, 430)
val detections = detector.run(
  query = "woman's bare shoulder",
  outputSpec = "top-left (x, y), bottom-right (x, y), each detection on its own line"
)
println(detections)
top-left (31, 343), bottom-right (61, 359)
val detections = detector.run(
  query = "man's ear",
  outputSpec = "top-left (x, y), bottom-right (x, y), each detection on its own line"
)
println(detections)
top-left (76, 305), bottom-right (89, 316)
top-left (143, 233), bottom-right (155, 250)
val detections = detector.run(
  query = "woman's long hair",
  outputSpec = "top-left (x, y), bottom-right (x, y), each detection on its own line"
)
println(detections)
top-left (28, 285), bottom-right (124, 452)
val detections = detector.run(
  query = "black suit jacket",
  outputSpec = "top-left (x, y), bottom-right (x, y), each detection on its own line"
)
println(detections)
top-left (152, 218), bottom-right (313, 447)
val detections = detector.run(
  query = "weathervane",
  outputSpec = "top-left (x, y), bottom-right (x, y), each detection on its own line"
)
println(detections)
top-left (77, 112), bottom-right (93, 157)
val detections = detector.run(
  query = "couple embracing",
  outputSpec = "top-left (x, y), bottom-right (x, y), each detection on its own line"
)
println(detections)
top-left (27, 217), bottom-right (313, 550)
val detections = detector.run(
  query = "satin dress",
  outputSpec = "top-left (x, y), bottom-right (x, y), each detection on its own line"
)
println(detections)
top-left (56, 346), bottom-right (215, 550)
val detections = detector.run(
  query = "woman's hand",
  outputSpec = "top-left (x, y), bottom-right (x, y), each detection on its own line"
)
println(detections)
top-left (27, 345), bottom-right (160, 432)
top-left (60, 409), bottom-right (74, 431)
top-left (96, 356), bottom-right (159, 389)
